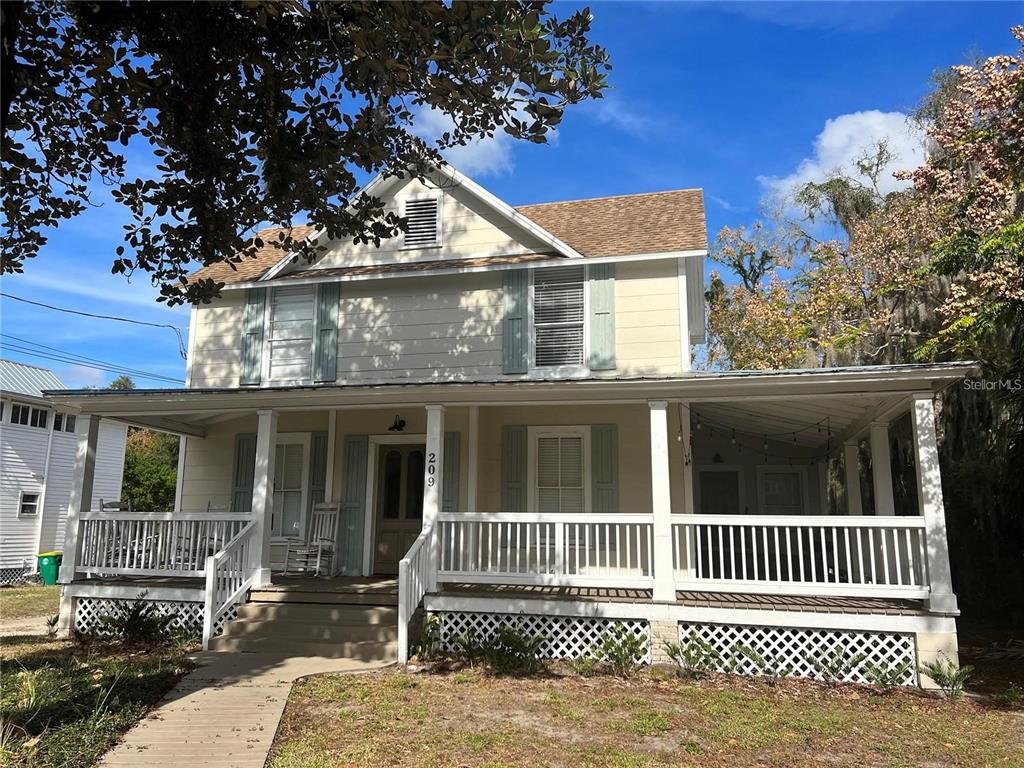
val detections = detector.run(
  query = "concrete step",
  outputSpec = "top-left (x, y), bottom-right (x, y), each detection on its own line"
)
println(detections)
top-left (248, 589), bottom-right (398, 607)
top-left (208, 635), bottom-right (398, 661)
top-left (219, 617), bottom-right (398, 643)
top-left (235, 602), bottom-right (397, 623)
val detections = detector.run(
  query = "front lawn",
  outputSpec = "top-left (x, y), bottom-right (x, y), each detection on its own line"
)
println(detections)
top-left (0, 585), bottom-right (60, 623)
top-left (269, 668), bottom-right (1024, 768)
top-left (0, 634), bottom-right (192, 768)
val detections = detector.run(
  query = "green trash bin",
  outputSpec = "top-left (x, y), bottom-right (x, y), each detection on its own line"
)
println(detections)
top-left (37, 551), bottom-right (62, 585)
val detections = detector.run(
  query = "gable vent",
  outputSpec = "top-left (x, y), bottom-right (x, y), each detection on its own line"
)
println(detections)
top-left (402, 197), bottom-right (441, 248)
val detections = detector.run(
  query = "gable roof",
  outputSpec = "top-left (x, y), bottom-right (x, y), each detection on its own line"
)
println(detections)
top-left (189, 182), bottom-right (706, 288)
top-left (0, 358), bottom-right (65, 399)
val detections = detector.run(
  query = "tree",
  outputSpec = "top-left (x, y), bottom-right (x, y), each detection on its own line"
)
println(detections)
top-left (108, 374), bottom-right (136, 390)
top-left (1, 1), bottom-right (610, 304)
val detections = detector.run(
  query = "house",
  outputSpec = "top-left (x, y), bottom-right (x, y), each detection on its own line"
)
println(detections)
top-left (45, 165), bottom-right (971, 686)
top-left (0, 359), bottom-right (127, 583)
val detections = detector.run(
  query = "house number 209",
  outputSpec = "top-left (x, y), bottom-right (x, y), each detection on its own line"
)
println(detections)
top-left (426, 452), bottom-right (437, 487)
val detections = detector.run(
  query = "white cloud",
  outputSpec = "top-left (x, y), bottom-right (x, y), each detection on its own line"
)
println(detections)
top-left (11, 263), bottom-right (189, 316)
top-left (709, 194), bottom-right (744, 213)
top-left (411, 108), bottom-right (516, 178)
top-left (582, 93), bottom-right (664, 138)
top-left (61, 364), bottom-right (108, 388)
top-left (759, 110), bottom-right (926, 203)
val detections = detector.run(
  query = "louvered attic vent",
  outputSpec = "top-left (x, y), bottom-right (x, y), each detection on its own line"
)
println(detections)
top-left (402, 197), bottom-right (441, 248)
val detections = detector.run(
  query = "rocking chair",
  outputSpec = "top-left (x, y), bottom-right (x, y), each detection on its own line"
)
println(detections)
top-left (282, 502), bottom-right (340, 577)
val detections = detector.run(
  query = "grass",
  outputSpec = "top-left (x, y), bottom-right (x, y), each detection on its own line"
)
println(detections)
top-left (0, 585), bottom-right (60, 623)
top-left (0, 633), bottom-right (193, 768)
top-left (269, 667), bottom-right (1024, 768)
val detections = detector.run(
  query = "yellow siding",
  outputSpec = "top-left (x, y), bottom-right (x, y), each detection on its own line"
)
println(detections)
top-left (612, 260), bottom-right (683, 375)
top-left (189, 291), bottom-right (245, 388)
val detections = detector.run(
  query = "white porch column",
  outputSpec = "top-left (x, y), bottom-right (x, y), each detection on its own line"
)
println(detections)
top-left (869, 422), bottom-right (896, 516)
top-left (423, 405), bottom-right (445, 589)
top-left (843, 441), bottom-right (863, 515)
top-left (911, 393), bottom-right (958, 614)
top-left (251, 409), bottom-right (278, 588)
top-left (57, 415), bottom-right (100, 635)
top-left (649, 401), bottom-right (675, 602)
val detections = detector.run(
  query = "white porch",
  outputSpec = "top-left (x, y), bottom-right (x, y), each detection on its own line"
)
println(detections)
top-left (48, 364), bottom-right (970, 681)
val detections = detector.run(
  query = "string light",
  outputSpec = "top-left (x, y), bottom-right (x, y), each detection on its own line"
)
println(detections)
top-left (690, 411), bottom-right (839, 463)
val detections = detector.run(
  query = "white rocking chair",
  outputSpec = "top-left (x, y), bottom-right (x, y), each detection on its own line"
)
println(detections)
top-left (282, 502), bottom-right (339, 577)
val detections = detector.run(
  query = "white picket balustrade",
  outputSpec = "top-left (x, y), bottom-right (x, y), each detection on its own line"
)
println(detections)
top-left (436, 513), bottom-right (655, 588)
top-left (398, 523), bottom-right (435, 664)
top-left (671, 514), bottom-right (930, 599)
top-left (78, 512), bottom-right (250, 578)
top-left (202, 521), bottom-right (258, 650)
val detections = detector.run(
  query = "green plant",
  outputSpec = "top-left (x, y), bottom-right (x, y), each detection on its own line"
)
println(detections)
top-left (664, 632), bottom-right (721, 679)
top-left (478, 621), bottom-right (546, 675)
top-left (861, 659), bottom-right (914, 691)
top-left (732, 644), bottom-right (792, 684)
top-left (993, 683), bottom-right (1024, 709)
top-left (452, 630), bottom-right (483, 667)
top-left (805, 649), bottom-right (866, 685)
top-left (570, 655), bottom-right (601, 678)
top-left (46, 615), bottom-right (59, 638)
top-left (594, 624), bottom-right (647, 677)
top-left (919, 655), bottom-right (974, 699)
top-left (412, 613), bottom-right (442, 661)
top-left (97, 593), bottom-right (174, 644)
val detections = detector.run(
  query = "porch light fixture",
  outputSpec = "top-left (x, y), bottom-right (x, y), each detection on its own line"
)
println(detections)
top-left (388, 415), bottom-right (406, 432)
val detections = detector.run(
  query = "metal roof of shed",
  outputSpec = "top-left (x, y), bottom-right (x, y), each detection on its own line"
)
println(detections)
top-left (0, 358), bottom-right (65, 401)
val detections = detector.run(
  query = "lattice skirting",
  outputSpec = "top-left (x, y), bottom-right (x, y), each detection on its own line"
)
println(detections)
top-left (0, 566), bottom-right (31, 586)
top-left (678, 622), bottom-right (918, 686)
top-left (434, 611), bottom-right (651, 663)
top-left (73, 597), bottom-right (237, 638)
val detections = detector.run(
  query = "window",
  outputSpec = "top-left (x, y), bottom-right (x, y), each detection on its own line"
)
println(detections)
top-left (401, 196), bottom-right (441, 248)
top-left (53, 413), bottom-right (76, 433)
top-left (530, 427), bottom-right (589, 514)
top-left (533, 266), bottom-right (586, 369)
top-left (757, 467), bottom-right (807, 515)
top-left (10, 403), bottom-right (47, 429)
top-left (18, 491), bottom-right (40, 517)
top-left (697, 468), bottom-right (744, 515)
top-left (266, 286), bottom-right (315, 383)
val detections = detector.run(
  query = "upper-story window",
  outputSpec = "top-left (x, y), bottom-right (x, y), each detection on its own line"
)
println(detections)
top-left (265, 286), bottom-right (315, 383)
top-left (53, 412), bottom-right (77, 433)
top-left (401, 196), bottom-right (442, 249)
top-left (532, 266), bottom-right (586, 370)
top-left (10, 402), bottom-right (48, 429)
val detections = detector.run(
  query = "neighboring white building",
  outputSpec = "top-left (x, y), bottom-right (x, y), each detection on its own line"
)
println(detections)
top-left (0, 359), bottom-right (127, 583)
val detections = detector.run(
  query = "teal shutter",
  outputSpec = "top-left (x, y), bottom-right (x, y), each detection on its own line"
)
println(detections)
top-left (314, 283), bottom-right (339, 383)
top-left (589, 264), bottom-right (616, 370)
top-left (501, 426), bottom-right (527, 513)
top-left (240, 288), bottom-right (266, 385)
top-left (502, 270), bottom-right (528, 373)
top-left (442, 432), bottom-right (460, 514)
top-left (339, 436), bottom-right (368, 575)
top-left (230, 433), bottom-right (257, 513)
top-left (591, 424), bottom-right (619, 513)
top-left (307, 431), bottom-right (328, 537)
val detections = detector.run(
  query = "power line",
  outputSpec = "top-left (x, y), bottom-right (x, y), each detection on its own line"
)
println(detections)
top-left (1, 337), bottom-right (183, 386)
top-left (1, 334), bottom-right (183, 384)
top-left (0, 292), bottom-right (187, 359)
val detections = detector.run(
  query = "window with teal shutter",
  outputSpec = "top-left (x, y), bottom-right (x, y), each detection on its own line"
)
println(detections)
top-left (230, 433), bottom-right (257, 512)
top-left (314, 283), bottom-right (339, 382)
top-left (588, 265), bottom-right (616, 370)
top-left (502, 271), bottom-right (528, 374)
top-left (339, 436), bottom-right (368, 575)
top-left (500, 426), bottom-right (527, 512)
top-left (591, 424), bottom-right (619, 513)
top-left (240, 289), bottom-right (266, 385)
top-left (442, 432), bottom-right (461, 513)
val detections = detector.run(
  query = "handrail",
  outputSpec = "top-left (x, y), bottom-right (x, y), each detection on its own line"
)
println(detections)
top-left (437, 512), bottom-right (655, 524)
top-left (81, 511), bottom-right (250, 521)
top-left (671, 514), bottom-right (926, 529)
top-left (202, 521), bottom-right (258, 650)
top-left (397, 523), bottom-right (435, 665)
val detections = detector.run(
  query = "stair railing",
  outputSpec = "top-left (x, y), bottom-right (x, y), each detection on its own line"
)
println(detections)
top-left (397, 522), bottom-right (436, 664)
top-left (202, 521), bottom-right (258, 650)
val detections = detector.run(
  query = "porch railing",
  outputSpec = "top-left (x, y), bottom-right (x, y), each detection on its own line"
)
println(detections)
top-left (435, 513), bottom-right (655, 588)
top-left (202, 521), bottom-right (258, 650)
top-left (78, 512), bottom-right (250, 578)
top-left (671, 514), bottom-right (930, 599)
top-left (398, 522), bottom-right (435, 665)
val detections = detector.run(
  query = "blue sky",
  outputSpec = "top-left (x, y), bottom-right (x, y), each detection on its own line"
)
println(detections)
top-left (0, 1), bottom-right (1017, 387)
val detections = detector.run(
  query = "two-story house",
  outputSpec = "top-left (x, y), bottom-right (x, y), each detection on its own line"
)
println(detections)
top-left (47, 165), bottom-right (971, 686)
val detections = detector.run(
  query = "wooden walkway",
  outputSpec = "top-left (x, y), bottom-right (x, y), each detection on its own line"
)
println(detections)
top-left (99, 652), bottom-right (389, 768)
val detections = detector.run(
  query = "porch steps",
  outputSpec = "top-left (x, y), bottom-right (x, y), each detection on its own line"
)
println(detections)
top-left (208, 586), bottom-right (400, 661)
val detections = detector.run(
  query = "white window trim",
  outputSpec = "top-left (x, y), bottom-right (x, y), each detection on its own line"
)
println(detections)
top-left (399, 193), bottom-right (443, 250)
top-left (18, 490), bottom-right (41, 518)
top-left (261, 285), bottom-right (319, 388)
top-left (527, 266), bottom-right (591, 379)
top-left (526, 425), bottom-right (592, 514)
top-left (694, 465), bottom-right (746, 515)
top-left (755, 465), bottom-right (810, 515)
top-left (8, 402), bottom-right (49, 429)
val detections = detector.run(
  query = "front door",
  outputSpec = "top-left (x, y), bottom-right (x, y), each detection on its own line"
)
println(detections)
top-left (373, 444), bottom-right (426, 575)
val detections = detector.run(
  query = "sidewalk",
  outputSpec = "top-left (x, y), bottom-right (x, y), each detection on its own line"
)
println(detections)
top-left (99, 651), bottom-right (390, 768)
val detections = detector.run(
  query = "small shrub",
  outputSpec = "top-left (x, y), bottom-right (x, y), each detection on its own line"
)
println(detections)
top-left (570, 655), bottom-right (601, 678)
top-left (805, 649), bottom-right (866, 685)
top-left (861, 659), bottom-right (914, 690)
top-left (665, 632), bottom-right (720, 679)
top-left (594, 624), bottom-right (647, 677)
top-left (993, 683), bottom-right (1024, 709)
top-left (919, 655), bottom-right (973, 699)
top-left (452, 629), bottom-right (482, 667)
top-left (732, 643), bottom-right (792, 684)
top-left (480, 621), bottom-right (546, 675)
top-left (412, 613), bottom-right (442, 661)
top-left (45, 615), bottom-right (59, 638)
top-left (97, 592), bottom-right (174, 643)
